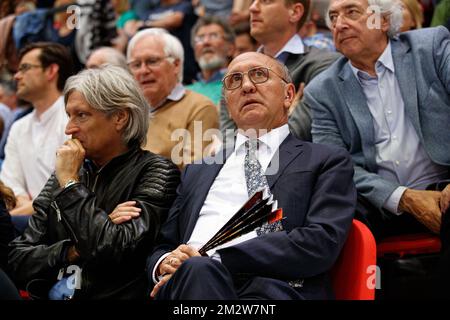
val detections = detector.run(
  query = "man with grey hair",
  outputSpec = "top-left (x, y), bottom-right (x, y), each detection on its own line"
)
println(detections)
top-left (186, 16), bottom-right (235, 105)
top-left (305, 0), bottom-right (450, 239)
top-left (127, 28), bottom-right (218, 168)
top-left (85, 46), bottom-right (128, 70)
top-left (9, 65), bottom-right (181, 300)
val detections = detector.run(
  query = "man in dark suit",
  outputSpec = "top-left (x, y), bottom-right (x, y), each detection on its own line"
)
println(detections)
top-left (220, 0), bottom-right (339, 141)
top-left (147, 52), bottom-right (356, 300)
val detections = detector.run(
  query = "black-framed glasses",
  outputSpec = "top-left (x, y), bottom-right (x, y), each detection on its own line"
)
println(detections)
top-left (222, 66), bottom-right (288, 90)
top-left (127, 56), bottom-right (173, 72)
top-left (17, 63), bottom-right (43, 73)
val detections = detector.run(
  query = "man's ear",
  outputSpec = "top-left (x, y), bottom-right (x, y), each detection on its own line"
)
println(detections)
top-left (172, 58), bottom-right (181, 80)
top-left (46, 63), bottom-right (60, 84)
top-left (380, 12), bottom-right (391, 32)
top-left (284, 83), bottom-right (296, 110)
top-left (114, 110), bottom-right (130, 131)
top-left (289, 3), bottom-right (304, 25)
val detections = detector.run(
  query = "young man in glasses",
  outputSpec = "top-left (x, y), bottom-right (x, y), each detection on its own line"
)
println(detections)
top-left (146, 52), bottom-right (356, 300)
top-left (0, 42), bottom-right (73, 223)
top-left (127, 28), bottom-right (218, 168)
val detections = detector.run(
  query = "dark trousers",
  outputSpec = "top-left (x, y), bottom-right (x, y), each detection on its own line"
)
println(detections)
top-left (0, 268), bottom-right (21, 300)
top-left (438, 205), bottom-right (450, 298)
top-left (155, 257), bottom-right (306, 300)
top-left (357, 180), bottom-right (450, 299)
top-left (355, 195), bottom-right (428, 241)
top-left (355, 179), bottom-right (450, 240)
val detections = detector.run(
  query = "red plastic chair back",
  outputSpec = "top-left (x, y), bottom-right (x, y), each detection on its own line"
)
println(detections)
top-left (331, 220), bottom-right (377, 300)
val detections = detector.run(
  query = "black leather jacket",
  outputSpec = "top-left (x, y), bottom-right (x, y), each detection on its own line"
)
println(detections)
top-left (8, 146), bottom-right (180, 299)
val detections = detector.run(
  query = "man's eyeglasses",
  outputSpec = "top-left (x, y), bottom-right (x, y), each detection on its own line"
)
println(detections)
top-left (17, 63), bottom-right (43, 73)
top-left (222, 67), bottom-right (288, 90)
top-left (194, 32), bottom-right (224, 44)
top-left (127, 56), bottom-right (174, 72)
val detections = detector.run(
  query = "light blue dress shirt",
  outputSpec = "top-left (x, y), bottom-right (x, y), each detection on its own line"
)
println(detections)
top-left (350, 42), bottom-right (448, 214)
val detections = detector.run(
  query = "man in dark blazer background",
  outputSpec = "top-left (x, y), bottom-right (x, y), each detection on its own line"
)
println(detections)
top-left (147, 52), bottom-right (356, 300)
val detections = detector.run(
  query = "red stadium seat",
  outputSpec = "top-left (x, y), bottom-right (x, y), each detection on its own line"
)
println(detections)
top-left (331, 220), bottom-right (377, 300)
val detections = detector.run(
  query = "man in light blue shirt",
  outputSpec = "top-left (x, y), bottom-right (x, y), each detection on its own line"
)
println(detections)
top-left (305, 0), bottom-right (450, 238)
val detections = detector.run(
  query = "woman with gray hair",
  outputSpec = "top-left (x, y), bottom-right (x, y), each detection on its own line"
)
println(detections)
top-left (8, 65), bottom-right (181, 300)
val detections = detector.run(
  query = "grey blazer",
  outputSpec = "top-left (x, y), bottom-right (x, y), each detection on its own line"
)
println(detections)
top-left (305, 26), bottom-right (450, 210)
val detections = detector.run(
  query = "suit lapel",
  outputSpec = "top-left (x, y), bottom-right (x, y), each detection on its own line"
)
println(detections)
top-left (265, 134), bottom-right (304, 188)
top-left (391, 38), bottom-right (422, 139)
top-left (339, 64), bottom-right (378, 170)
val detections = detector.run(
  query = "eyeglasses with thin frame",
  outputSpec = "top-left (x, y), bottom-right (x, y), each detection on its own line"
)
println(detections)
top-left (16, 63), bottom-right (43, 73)
top-left (127, 56), bottom-right (174, 72)
top-left (194, 32), bottom-right (224, 44)
top-left (222, 66), bottom-right (288, 90)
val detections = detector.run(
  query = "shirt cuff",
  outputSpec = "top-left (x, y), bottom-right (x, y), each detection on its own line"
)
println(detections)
top-left (383, 186), bottom-right (407, 215)
top-left (210, 251), bottom-right (221, 263)
top-left (152, 253), bottom-right (171, 284)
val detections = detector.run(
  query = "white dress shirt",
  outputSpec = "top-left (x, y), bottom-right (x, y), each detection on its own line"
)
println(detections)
top-left (152, 124), bottom-right (290, 283)
top-left (350, 42), bottom-right (448, 214)
top-left (0, 97), bottom-right (69, 199)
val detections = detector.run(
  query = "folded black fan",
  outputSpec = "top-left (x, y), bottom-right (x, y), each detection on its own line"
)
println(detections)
top-left (199, 188), bottom-right (280, 256)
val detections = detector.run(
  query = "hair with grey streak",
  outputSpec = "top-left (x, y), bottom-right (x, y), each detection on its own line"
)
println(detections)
top-left (63, 65), bottom-right (150, 147)
top-left (126, 28), bottom-right (184, 82)
top-left (325, 0), bottom-right (403, 38)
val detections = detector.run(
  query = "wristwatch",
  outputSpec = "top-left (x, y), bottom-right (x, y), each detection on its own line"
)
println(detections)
top-left (63, 179), bottom-right (79, 189)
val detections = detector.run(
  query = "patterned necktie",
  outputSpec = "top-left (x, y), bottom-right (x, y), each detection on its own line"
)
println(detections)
top-left (244, 139), bottom-right (269, 197)
top-left (244, 139), bottom-right (282, 235)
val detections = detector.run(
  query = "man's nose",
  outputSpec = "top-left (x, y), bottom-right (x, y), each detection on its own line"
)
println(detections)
top-left (249, 0), bottom-right (259, 13)
top-left (241, 74), bottom-right (256, 93)
top-left (334, 15), bottom-right (348, 31)
top-left (65, 120), bottom-right (78, 135)
top-left (13, 71), bottom-right (21, 81)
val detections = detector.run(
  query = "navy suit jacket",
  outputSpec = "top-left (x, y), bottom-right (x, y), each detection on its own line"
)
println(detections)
top-left (306, 26), bottom-right (450, 210)
top-left (147, 133), bottom-right (356, 299)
